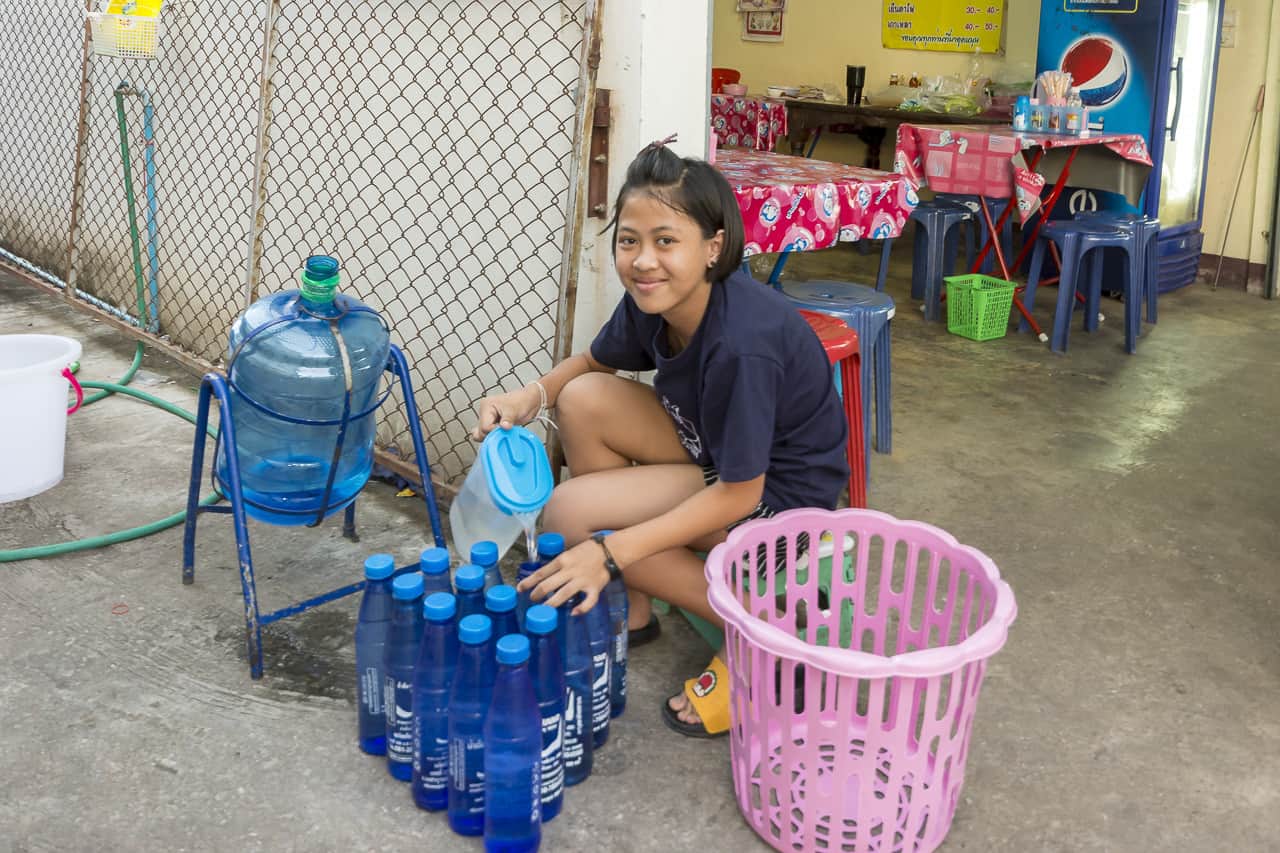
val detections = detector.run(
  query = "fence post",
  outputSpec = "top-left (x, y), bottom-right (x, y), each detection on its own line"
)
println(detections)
top-left (244, 0), bottom-right (281, 310)
top-left (63, 0), bottom-right (96, 303)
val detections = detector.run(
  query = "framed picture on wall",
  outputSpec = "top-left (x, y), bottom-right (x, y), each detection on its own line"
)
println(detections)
top-left (742, 11), bottom-right (784, 42)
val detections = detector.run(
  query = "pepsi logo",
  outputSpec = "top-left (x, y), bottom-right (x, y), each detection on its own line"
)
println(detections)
top-left (1061, 36), bottom-right (1129, 107)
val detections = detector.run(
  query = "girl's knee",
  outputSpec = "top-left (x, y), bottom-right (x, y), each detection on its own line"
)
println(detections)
top-left (555, 371), bottom-right (615, 425)
top-left (540, 481), bottom-right (595, 543)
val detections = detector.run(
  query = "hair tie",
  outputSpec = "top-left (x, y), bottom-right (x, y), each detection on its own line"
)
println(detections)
top-left (649, 133), bottom-right (678, 150)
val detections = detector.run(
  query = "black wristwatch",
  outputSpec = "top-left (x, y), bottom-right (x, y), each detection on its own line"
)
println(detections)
top-left (590, 532), bottom-right (623, 583)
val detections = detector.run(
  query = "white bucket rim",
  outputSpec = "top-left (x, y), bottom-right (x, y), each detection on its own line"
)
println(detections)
top-left (0, 335), bottom-right (83, 383)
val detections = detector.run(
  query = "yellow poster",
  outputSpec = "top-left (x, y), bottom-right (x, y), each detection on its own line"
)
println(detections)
top-left (882, 1), bottom-right (1006, 54)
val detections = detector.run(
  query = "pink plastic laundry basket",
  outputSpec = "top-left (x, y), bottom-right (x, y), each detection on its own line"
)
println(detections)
top-left (705, 508), bottom-right (1016, 853)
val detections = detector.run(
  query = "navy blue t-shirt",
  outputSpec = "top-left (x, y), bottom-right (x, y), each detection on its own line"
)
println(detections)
top-left (589, 270), bottom-right (849, 512)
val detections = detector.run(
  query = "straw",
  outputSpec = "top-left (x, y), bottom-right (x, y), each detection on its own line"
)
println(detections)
top-left (1037, 70), bottom-right (1072, 106)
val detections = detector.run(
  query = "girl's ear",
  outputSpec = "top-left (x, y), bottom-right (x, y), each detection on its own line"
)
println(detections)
top-left (706, 228), bottom-right (725, 267)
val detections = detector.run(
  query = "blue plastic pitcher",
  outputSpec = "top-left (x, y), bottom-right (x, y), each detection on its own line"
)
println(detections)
top-left (449, 425), bottom-right (553, 561)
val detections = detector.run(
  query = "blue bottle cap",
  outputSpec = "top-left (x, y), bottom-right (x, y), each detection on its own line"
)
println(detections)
top-left (454, 564), bottom-right (485, 592)
top-left (525, 604), bottom-right (557, 635)
top-left (496, 634), bottom-right (530, 665)
top-left (419, 546), bottom-right (450, 576)
top-left (536, 532), bottom-right (565, 559)
top-left (424, 592), bottom-right (456, 622)
top-left (485, 584), bottom-right (517, 613)
top-left (458, 614), bottom-right (492, 645)
top-left (479, 426), bottom-right (554, 516)
top-left (392, 573), bottom-right (424, 600)
top-left (364, 553), bottom-right (395, 580)
top-left (470, 541), bottom-right (499, 567)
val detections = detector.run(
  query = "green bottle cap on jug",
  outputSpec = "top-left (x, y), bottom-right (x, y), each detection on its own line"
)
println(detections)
top-left (300, 255), bottom-right (340, 304)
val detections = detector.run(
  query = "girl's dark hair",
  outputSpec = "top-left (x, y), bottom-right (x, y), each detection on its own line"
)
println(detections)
top-left (606, 142), bottom-right (745, 284)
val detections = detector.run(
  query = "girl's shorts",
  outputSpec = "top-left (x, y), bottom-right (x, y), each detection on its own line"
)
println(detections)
top-left (702, 465), bottom-right (811, 572)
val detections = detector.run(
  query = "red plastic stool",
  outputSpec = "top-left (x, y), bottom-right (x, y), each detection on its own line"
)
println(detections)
top-left (799, 310), bottom-right (867, 508)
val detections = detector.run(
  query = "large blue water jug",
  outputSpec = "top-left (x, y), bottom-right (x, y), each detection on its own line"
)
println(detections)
top-left (218, 255), bottom-right (390, 525)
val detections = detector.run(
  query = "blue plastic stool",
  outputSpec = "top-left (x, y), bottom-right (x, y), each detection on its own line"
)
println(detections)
top-left (1074, 211), bottom-right (1161, 324)
top-left (778, 281), bottom-right (894, 476)
top-left (740, 238), bottom-right (896, 292)
top-left (1022, 220), bottom-right (1142, 354)
top-left (936, 193), bottom-right (1015, 277)
top-left (909, 199), bottom-right (973, 321)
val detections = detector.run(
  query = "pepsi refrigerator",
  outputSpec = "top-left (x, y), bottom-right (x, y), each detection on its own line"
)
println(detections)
top-left (1037, 0), bottom-right (1226, 291)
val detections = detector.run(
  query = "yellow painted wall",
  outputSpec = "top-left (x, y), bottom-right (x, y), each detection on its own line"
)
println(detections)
top-left (1201, 0), bottom-right (1279, 263)
top-left (712, 0), bottom-right (1280, 265)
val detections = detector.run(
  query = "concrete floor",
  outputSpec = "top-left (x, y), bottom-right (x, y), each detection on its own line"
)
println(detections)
top-left (1, 245), bottom-right (1278, 852)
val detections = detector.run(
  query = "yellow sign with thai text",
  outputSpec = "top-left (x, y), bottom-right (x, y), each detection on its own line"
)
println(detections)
top-left (882, 1), bottom-right (1006, 54)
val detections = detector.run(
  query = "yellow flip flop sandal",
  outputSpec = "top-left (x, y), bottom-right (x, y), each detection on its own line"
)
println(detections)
top-left (661, 655), bottom-right (730, 739)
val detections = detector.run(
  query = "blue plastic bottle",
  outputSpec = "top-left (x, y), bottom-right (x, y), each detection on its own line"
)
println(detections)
top-left (586, 597), bottom-right (612, 748)
top-left (517, 532), bottom-right (564, 629)
top-left (605, 578), bottom-right (628, 718)
top-left (560, 596), bottom-right (594, 786)
top-left (454, 563), bottom-right (487, 621)
top-left (486, 584), bottom-right (520, 641)
top-left (448, 614), bottom-right (496, 836)
top-left (385, 572), bottom-right (425, 781)
top-left (412, 592), bottom-right (459, 811)
top-left (355, 553), bottom-right (395, 755)
top-left (484, 635), bottom-right (543, 853)
top-left (420, 546), bottom-right (452, 595)
top-left (218, 255), bottom-right (390, 525)
top-left (472, 541), bottom-right (502, 590)
top-left (523, 605), bottom-right (565, 823)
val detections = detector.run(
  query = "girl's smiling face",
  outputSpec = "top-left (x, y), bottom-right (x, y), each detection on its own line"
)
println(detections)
top-left (614, 193), bottom-right (725, 333)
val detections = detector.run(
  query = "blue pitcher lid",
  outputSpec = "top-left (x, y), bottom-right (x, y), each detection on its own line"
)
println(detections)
top-left (480, 426), bottom-right (553, 516)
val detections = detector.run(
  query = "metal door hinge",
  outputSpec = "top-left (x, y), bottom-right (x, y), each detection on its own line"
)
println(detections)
top-left (588, 88), bottom-right (611, 219)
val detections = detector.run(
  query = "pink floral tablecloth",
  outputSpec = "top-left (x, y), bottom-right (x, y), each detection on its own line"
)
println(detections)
top-left (894, 123), bottom-right (1152, 222)
top-left (710, 94), bottom-right (789, 152)
top-left (714, 148), bottom-right (917, 256)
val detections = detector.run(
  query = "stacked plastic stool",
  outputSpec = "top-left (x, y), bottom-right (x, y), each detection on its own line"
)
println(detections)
top-left (936, 193), bottom-right (1015, 277)
top-left (797, 310), bottom-right (867, 508)
top-left (908, 198), bottom-right (973, 321)
top-left (1074, 210), bottom-right (1161, 324)
top-left (1022, 220), bottom-right (1143, 354)
top-left (780, 281), bottom-right (894, 479)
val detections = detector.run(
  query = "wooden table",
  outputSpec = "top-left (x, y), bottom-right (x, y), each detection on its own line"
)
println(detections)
top-left (782, 98), bottom-right (1007, 169)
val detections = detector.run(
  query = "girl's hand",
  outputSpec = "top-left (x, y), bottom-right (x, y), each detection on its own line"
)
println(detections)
top-left (517, 539), bottom-right (611, 614)
top-left (470, 384), bottom-right (542, 441)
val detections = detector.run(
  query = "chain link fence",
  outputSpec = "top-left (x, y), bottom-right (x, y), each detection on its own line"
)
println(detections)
top-left (0, 0), bottom-right (597, 486)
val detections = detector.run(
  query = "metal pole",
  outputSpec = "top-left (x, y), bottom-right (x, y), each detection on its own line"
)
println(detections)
top-left (63, 0), bottom-right (96, 301)
top-left (1213, 85), bottom-right (1265, 291)
top-left (244, 0), bottom-right (281, 309)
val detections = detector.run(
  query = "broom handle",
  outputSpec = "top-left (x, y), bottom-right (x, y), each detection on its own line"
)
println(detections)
top-left (1213, 85), bottom-right (1266, 290)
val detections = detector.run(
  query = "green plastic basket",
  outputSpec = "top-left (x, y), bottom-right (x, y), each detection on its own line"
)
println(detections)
top-left (945, 273), bottom-right (1016, 341)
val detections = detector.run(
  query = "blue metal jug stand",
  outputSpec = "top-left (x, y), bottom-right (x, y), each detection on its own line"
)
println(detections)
top-left (181, 290), bottom-right (446, 680)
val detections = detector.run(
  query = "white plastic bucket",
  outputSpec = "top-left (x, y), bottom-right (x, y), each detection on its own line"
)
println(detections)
top-left (0, 335), bottom-right (83, 504)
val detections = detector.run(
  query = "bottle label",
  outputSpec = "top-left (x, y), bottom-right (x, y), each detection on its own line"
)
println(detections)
top-left (360, 666), bottom-right (382, 716)
top-left (384, 676), bottom-right (414, 764)
top-left (562, 687), bottom-right (587, 770)
top-left (539, 711), bottom-right (564, 803)
top-left (448, 735), bottom-right (486, 813)
top-left (591, 651), bottom-right (611, 731)
top-left (414, 715), bottom-right (448, 792)
top-left (613, 633), bottom-right (628, 700)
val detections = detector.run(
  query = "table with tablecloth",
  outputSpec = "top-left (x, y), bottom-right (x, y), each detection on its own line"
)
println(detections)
top-left (893, 123), bottom-right (1153, 223)
top-left (713, 147), bottom-right (918, 257)
top-left (710, 94), bottom-right (789, 152)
